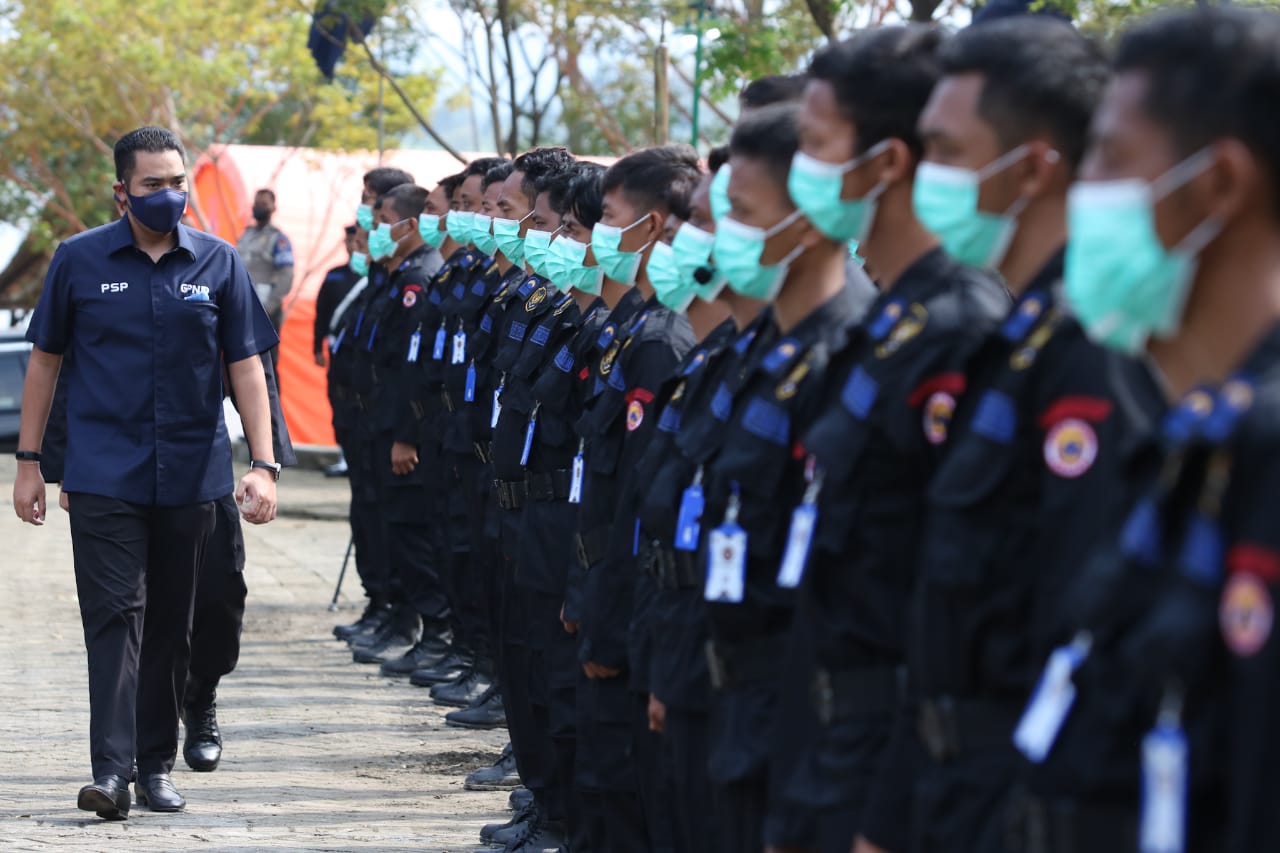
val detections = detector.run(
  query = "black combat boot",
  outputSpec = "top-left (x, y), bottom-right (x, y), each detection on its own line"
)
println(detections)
top-left (182, 675), bottom-right (222, 772)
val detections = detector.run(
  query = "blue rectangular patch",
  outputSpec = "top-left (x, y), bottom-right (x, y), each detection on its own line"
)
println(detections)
top-left (554, 345), bottom-right (574, 373)
top-left (509, 321), bottom-right (528, 342)
top-left (429, 290), bottom-right (442, 305)
top-left (971, 390), bottom-right (1017, 444)
top-left (741, 397), bottom-right (790, 446)
top-left (607, 364), bottom-right (627, 390)
top-left (658, 404), bottom-right (682, 434)
top-left (840, 366), bottom-right (878, 420)
top-left (480, 314), bottom-right (494, 334)
top-left (868, 299), bottom-right (904, 342)
top-left (531, 325), bottom-right (551, 347)
top-left (518, 277), bottom-right (538, 297)
top-left (472, 279), bottom-right (487, 296)
top-left (711, 383), bottom-right (732, 422)
top-left (451, 283), bottom-right (465, 300)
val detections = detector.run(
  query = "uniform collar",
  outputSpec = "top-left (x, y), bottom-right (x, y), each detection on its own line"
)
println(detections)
top-left (1025, 247), bottom-right (1065, 296)
top-left (106, 216), bottom-right (197, 260)
top-left (775, 281), bottom-right (865, 349)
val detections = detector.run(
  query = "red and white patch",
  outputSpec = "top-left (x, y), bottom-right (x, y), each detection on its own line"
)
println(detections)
top-left (1220, 573), bottom-right (1273, 657)
top-left (922, 391), bottom-right (956, 446)
top-left (402, 289), bottom-right (418, 308)
top-left (626, 400), bottom-right (645, 432)
top-left (1043, 418), bottom-right (1097, 478)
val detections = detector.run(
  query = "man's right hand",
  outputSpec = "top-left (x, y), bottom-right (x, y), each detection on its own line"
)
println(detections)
top-left (313, 350), bottom-right (326, 368)
top-left (391, 441), bottom-right (419, 475)
top-left (12, 464), bottom-right (47, 526)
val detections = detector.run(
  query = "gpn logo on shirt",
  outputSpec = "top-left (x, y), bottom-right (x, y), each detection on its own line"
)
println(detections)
top-left (180, 282), bottom-right (211, 302)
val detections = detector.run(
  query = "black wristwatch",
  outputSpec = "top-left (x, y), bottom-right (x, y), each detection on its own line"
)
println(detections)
top-left (15, 450), bottom-right (41, 462)
top-left (249, 459), bottom-right (282, 481)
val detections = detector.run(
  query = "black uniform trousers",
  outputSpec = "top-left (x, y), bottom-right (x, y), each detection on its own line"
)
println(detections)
top-left (447, 453), bottom-right (497, 665)
top-left (351, 431), bottom-right (393, 601)
top-left (376, 437), bottom-right (449, 623)
top-left (188, 495), bottom-right (249, 681)
top-left (69, 493), bottom-right (215, 779)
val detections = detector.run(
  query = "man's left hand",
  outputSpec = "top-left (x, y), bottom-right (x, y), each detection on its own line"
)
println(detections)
top-left (583, 661), bottom-right (622, 679)
top-left (236, 467), bottom-right (278, 524)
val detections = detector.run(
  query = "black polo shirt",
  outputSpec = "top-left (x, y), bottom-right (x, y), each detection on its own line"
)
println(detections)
top-left (27, 217), bottom-right (275, 506)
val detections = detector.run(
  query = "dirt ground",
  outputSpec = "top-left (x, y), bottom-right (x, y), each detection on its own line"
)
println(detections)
top-left (0, 457), bottom-right (511, 851)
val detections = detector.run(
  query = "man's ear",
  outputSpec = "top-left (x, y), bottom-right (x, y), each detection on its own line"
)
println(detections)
top-left (1203, 138), bottom-right (1263, 224)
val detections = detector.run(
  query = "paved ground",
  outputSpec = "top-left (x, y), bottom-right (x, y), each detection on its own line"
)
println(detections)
top-left (0, 456), bottom-right (511, 851)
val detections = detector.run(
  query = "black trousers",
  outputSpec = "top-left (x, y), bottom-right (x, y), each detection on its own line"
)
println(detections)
top-left (188, 495), bottom-right (249, 681)
top-left (68, 494), bottom-right (215, 779)
top-left (348, 430), bottom-right (392, 600)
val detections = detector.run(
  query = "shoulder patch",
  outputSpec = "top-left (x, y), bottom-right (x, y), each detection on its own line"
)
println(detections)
top-left (600, 340), bottom-right (621, 376)
top-left (526, 286), bottom-right (548, 312)
top-left (626, 399), bottom-right (646, 432)
top-left (402, 289), bottom-right (418, 308)
top-left (762, 338), bottom-right (800, 375)
top-left (971, 389), bottom-right (1017, 445)
top-left (1043, 419), bottom-right (1097, 478)
top-left (741, 397), bottom-right (791, 446)
top-left (1221, 571), bottom-right (1273, 657)
top-left (840, 365), bottom-right (879, 420)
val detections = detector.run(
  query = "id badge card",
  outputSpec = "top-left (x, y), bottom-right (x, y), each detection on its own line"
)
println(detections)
top-left (331, 327), bottom-right (347, 354)
top-left (432, 323), bottom-right (447, 360)
top-left (1140, 721), bottom-right (1188, 853)
top-left (675, 468), bottom-right (705, 552)
top-left (521, 406), bottom-right (539, 467)
top-left (407, 330), bottom-right (422, 363)
top-left (465, 361), bottom-right (477, 402)
top-left (1013, 634), bottom-right (1091, 763)
top-left (705, 523), bottom-right (747, 604)
top-left (777, 468), bottom-right (822, 589)
top-left (568, 440), bottom-right (585, 504)
top-left (491, 379), bottom-right (504, 429)
top-left (452, 329), bottom-right (467, 364)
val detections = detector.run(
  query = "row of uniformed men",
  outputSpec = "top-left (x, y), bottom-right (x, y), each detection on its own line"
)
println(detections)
top-left (325, 7), bottom-right (1280, 853)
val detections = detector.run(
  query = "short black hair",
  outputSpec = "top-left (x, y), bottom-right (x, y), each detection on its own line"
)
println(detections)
top-left (565, 163), bottom-right (607, 229)
top-left (602, 144), bottom-right (702, 221)
top-left (511, 147), bottom-right (577, 207)
top-left (465, 156), bottom-right (510, 180)
top-left (439, 172), bottom-right (465, 201)
top-left (383, 183), bottom-right (429, 221)
top-left (344, 223), bottom-right (358, 235)
top-left (114, 126), bottom-right (186, 182)
top-left (729, 103), bottom-right (800, 188)
top-left (1114, 6), bottom-right (1280, 217)
top-left (541, 166), bottom-right (582, 216)
top-left (364, 167), bottom-right (415, 196)
top-left (809, 25), bottom-right (946, 159)
top-left (707, 144), bottom-right (730, 174)
top-left (940, 17), bottom-right (1106, 171)
top-left (482, 162), bottom-right (514, 192)
top-left (255, 188), bottom-right (277, 202)
top-left (740, 73), bottom-right (807, 108)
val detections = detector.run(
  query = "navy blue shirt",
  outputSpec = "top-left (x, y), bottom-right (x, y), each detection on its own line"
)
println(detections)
top-left (27, 217), bottom-right (276, 507)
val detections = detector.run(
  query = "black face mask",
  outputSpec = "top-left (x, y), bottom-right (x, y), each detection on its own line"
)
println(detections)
top-left (252, 205), bottom-right (271, 223)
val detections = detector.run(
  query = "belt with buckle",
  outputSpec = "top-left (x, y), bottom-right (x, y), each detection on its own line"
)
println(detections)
top-left (473, 441), bottom-right (493, 464)
top-left (916, 695), bottom-right (1022, 763)
top-left (526, 468), bottom-right (574, 502)
top-left (493, 478), bottom-right (527, 511)
top-left (810, 665), bottom-right (905, 725)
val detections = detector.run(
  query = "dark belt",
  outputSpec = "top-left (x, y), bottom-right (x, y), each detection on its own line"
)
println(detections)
top-left (494, 478), bottom-right (527, 511)
top-left (1004, 787), bottom-right (1138, 853)
top-left (811, 665), bottom-right (905, 725)
top-left (526, 468), bottom-right (574, 502)
top-left (473, 441), bottom-right (493, 464)
top-left (705, 634), bottom-right (786, 691)
top-left (916, 695), bottom-right (1022, 763)
top-left (441, 390), bottom-right (456, 413)
top-left (649, 546), bottom-right (699, 590)
top-left (575, 526), bottom-right (612, 570)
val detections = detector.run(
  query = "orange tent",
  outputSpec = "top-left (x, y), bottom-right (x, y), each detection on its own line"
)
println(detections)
top-left (189, 144), bottom-right (492, 448)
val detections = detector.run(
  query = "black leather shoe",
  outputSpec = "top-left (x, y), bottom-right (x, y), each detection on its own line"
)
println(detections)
top-left (480, 794), bottom-right (534, 842)
top-left (505, 814), bottom-right (566, 853)
top-left (446, 689), bottom-right (506, 730)
top-left (490, 800), bottom-right (540, 847)
top-left (352, 607), bottom-right (422, 663)
top-left (182, 676), bottom-right (222, 772)
top-left (379, 634), bottom-right (452, 676)
top-left (409, 649), bottom-right (474, 686)
top-left (430, 668), bottom-right (493, 708)
top-left (77, 774), bottom-right (130, 820)
top-left (334, 599), bottom-right (391, 641)
top-left (465, 743), bottom-right (521, 791)
top-left (508, 787), bottom-right (533, 811)
top-left (134, 773), bottom-right (185, 812)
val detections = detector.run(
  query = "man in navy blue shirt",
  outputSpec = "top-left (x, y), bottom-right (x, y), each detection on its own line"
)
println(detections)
top-left (10, 126), bottom-right (280, 821)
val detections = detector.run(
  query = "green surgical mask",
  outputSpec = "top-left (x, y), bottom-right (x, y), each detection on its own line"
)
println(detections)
top-left (524, 229), bottom-right (556, 279)
top-left (671, 222), bottom-right (724, 302)
top-left (549, 236), bottom-right (603, 295)
top-left (710, 165), bottom-right (731, 222)
top-left (1064, 150), bottom-right (1219, 355)
top-left (368, 219), bottom-right (410, 261)
top-left (591, 215), bottom-right (651, 286)
top-left (446, 210), bottom-right (474, 246)
top-left (913, 147), bottom-right (1031, 269)
top-left (648, 241), bottom-right (697, 312)
top-left (713, 211), bottom-right (805, 302)
top-left (472, 214), bottom-right (498, 257)
top-left (787, 141), bottom-right (890, 243)
top-left (350, 251), bottom-right (370, 276)
top-left (494, 212), bottom-right (533, 266)
top-left (356, 203), bottom-right (374, 231)
top-left (418, 213), bottom-right (446, 250)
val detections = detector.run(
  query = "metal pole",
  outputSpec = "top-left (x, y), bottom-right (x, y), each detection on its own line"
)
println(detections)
top-left (328, 535), bottom-right (355, 611)
top-left (690, 0), bottom-right (705, 149)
